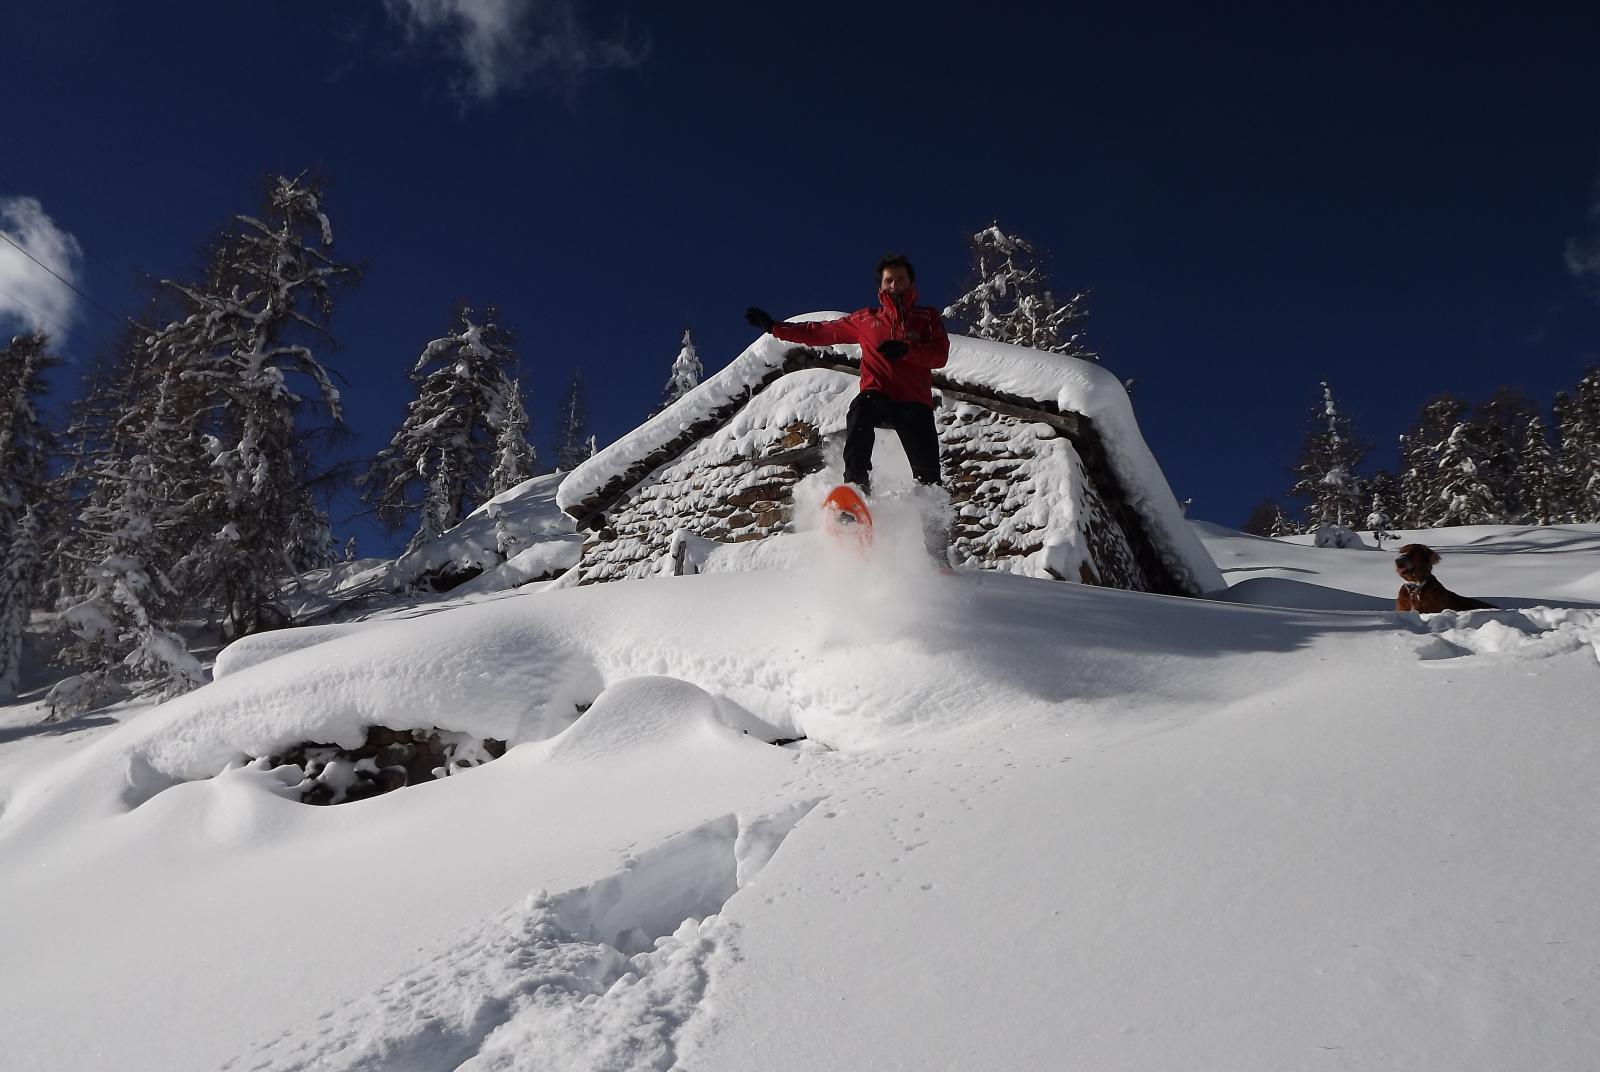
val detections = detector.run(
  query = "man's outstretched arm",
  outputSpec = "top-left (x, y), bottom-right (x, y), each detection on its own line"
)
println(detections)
top-left (746, 306), bottom-right (859, 348)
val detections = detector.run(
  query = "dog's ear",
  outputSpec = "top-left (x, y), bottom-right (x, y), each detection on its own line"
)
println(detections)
top-left (1396, 544), bottom-right (1418, 557)
top-left (1425, 546), bottom-right (1441, 565)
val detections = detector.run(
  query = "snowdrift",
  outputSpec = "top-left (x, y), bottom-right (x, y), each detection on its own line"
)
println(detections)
top-left (3, 525), bottom-right (1600, 1071)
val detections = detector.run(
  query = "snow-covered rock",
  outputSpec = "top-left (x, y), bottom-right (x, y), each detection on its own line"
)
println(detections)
top-left (283, 472), bottom-right (581, 623)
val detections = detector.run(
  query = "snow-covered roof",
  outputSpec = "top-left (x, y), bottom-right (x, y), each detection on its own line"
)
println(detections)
top-left (559, 319), bottom-right (1223, 595)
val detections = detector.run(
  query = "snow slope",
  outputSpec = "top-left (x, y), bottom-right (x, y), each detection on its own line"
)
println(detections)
top-left (1200, 521), bottom-right (1600, 610)
top-left (2, 523), bottom-right (1599, 1070)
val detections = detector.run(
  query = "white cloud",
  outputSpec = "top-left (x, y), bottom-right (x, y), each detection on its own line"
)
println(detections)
top-left (0, 196), bottom-right (84, 342)
top-left (385, 0), bottom-right (645, 104)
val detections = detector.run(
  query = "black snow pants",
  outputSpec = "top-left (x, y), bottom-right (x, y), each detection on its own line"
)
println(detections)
top-left (842, 390), bottom-right (942, 493)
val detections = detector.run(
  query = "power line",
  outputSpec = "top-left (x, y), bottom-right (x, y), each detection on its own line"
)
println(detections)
top-left (0, 282), bottom-right (79, 339)
top-left (0, 170), bottom-right (158, 308)
top-left (0, 229), bottom-right (127, 328)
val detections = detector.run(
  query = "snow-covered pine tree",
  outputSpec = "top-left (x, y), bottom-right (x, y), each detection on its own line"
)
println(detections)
top-left (50, 452), bottom-right (204, 716)
top-left (1554, 369), bottom-right (1600, 522)
top-left (49, 313), bottom-right (172, 594)
top-left (148, 174), bottom-right (360, 638)
top-left (488, 378), bottom-right (537, 496)
top-left (0, 509), bottom-right (41, 701)
top-left (1516, 414), bottom-right (1562, 525)
top-left (1551, 391), bottom-right (1580, 522)
top-left (1471, 388), bottom-right (1537, 523)
top-left (652, 328), bottom-right (703, 416)
top-left (1366, 469), bottom-right (1402, 529)
top-left (1366, 491), bottom-right (1397, 549)
top-left (0, 333), bottom-right (59, 698)
top-left (1433, 421), bottom-right (1501, 526)
top-left (1400, 395), bottom-right (1468, 529)
top-left (363, 306), bottom-right (529, 547)
top-left (54, 319), bottom-right (213, 624)
top-left (943, 223), bottom-right (1095, 360)
top-left (554, 370), bottom-right (592, 471)
top-left (1287, 382), bottom-right (1368, 530)
top-left (49, 359), bottom-right (216, 709)
top-left (0, 333), bottom-right (59, 548)
top-left (1240, 498), bottom-right (1282, 536)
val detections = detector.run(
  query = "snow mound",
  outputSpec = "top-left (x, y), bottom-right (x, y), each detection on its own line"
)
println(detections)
top-left (1219, 576), bottom-right (1394, 611)
top-left (211, 621), bottom-right (367, 680)
top-left (1407, 606), bottom-right (1600, 662)
top-left (282, 473), bottom-right (579, 622)
top-left (394, 471), bottom-right (577, 586)
top-left (547, 677), bottom-right (765, 764)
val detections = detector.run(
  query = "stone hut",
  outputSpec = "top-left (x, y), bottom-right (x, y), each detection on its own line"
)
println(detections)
top-left (555, 323), bottom-right (1222, 596)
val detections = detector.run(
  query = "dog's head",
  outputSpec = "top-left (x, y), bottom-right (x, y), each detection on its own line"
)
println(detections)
top-left (1394, 543), bottom-right (1441, 584)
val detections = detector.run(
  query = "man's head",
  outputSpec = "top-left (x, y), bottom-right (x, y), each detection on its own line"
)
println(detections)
top-left (876, 253), bottom-right (915, 296)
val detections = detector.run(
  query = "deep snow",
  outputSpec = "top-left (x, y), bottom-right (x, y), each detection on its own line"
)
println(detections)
top-left (3, 521), bottom-right (1599, 1070)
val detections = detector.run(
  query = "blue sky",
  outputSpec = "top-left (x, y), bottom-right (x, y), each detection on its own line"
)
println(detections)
top-left (4, 2), bottom-right (1599, 548)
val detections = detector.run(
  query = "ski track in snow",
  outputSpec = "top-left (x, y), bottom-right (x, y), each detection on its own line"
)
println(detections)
top-left (232, 801), bottom-right (819, 1072)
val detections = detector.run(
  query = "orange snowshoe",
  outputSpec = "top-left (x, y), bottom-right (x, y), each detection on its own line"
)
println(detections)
top-left (821, 485), bottom-right (873, 550)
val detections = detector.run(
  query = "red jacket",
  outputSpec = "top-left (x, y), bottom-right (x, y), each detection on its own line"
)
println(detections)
top-left (770, 287), bottom-right (950, 406)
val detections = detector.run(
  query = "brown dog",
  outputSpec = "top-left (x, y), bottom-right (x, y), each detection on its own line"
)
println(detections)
top-left (1393, 543), bottom-right (1495, 613)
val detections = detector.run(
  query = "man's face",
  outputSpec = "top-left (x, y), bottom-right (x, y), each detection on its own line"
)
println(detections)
top-left (879, 265), bottom-right (913, 296)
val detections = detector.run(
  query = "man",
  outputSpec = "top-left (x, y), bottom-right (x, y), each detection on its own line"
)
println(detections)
top-left (745, 254), bottom-right (950, 498)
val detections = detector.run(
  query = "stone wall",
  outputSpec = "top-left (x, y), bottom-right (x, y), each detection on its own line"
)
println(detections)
top-left (570, 382), bottom-right (1154, 592)
top-left (570, 420), bottom-right (822, 584)
top-left (940, 402), bottom-right (1149, 589)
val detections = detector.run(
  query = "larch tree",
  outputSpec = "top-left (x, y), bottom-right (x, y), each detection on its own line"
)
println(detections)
top-left (943, 223), bottom-right (1095, 360)
top-left (147, 173), bottom-right (360, 639)
top-left (553, 369), bottom-right (592, 471)
top-left (363, 305), bottom-right (529, 547)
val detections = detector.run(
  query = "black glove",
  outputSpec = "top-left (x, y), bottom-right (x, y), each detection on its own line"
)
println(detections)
top-left (877, 339), bottom-right (910, 362)
top-left (745, 307), bottom-right (775, 332)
